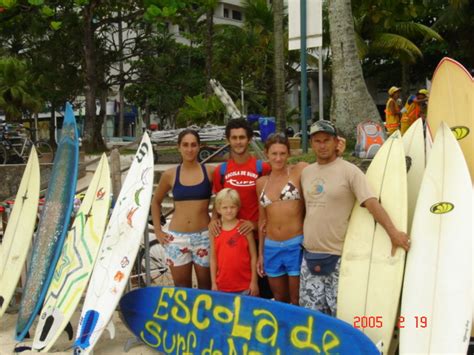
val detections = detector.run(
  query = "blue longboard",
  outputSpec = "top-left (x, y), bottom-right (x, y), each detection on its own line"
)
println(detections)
top-left (15, 102), bottom-right (79, 341)
top-left (119, 286), bottom-right (379, 354)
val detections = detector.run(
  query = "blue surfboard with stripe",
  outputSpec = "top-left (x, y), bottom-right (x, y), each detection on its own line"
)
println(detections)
top-left (15, 102), bottom-right (79, 341)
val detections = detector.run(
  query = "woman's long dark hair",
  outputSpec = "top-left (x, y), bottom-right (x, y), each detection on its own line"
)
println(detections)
top-left (177, 129), bottom-right (200, 145)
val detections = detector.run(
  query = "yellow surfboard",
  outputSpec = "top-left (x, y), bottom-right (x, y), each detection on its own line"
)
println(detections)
top-left (0, 147), bottom-right (40, 318)
top-left (427, 57), bottom-right (474, 182)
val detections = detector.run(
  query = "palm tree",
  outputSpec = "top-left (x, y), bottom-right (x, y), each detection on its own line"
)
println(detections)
top-left (353, 0), bottom-right (443, 97)
top-left (328, 0), bottom-right (380, 138)
top-left (0, 57), bottom-right (42, 122)
top-left (273, 0), bottom-right (286, 132)
top-left (430, 0), bottom-right (474, 69)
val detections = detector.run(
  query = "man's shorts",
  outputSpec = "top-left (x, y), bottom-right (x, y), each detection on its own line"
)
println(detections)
top-left (163, 229), bottom-right (210, 267)
top-left (263, 235), bottom-right (304, 277)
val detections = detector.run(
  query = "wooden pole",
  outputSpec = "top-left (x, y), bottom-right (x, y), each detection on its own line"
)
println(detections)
top-left (110, 148), bottom-right (122, 204)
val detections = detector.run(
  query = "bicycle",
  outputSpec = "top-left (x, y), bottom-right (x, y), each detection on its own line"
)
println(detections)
top-left (0, 123), bottom-right (53, 164)
top-left (134, 214), bottom-right (173, 288)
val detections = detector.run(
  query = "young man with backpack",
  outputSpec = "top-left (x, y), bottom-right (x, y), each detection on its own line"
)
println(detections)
top-left (209, 118), bottom-right (273, 298)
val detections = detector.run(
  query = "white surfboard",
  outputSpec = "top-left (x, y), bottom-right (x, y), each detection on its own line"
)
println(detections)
top-left (337, 131), bottom-right (407, 352)
top-left (32, 154), bottom-right (111, 352)
top-left (400, 122), bottom-right (472, 354)
top-left (73, 133), bottom-right (154, 354)
top-left (425, 127), bottom-right (433, 161)
top-left (0, 147), bottom-right (40, 318)
top-left (471, 186), bottom-right (474, 338)
top-left (402, 118), bottom-right (425, 233)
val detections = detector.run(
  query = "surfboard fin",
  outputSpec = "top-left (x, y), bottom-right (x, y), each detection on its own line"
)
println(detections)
top-left (65, 321), bottom-right (74, 341)
top-left (13, 345), bottom-right (32, 353)
top-left (123, 336), bottom-right (142, 352)
top-left (106, 320), bottom-right (115, 339)
top-left (405, 156), bottom-right (412, 172)
top-left (375, 340), bottom-right (384, 354)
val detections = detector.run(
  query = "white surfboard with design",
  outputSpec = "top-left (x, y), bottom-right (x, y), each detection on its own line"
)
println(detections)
top-left (73, 133), bottom-right (154, 354)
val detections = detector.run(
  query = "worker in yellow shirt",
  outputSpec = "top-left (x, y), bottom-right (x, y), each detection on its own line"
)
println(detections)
top-left (385, 86), bottom-right (402, 135)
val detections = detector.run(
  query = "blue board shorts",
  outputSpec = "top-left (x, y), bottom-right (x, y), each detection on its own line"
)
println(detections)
top-left (264, 235), bottom-right (304, 277)
top-left (163, 229), bottom-right (210, 267)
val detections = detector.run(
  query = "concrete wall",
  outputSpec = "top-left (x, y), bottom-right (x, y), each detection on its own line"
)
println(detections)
top-left (0, 163), bottom-right (86, 201)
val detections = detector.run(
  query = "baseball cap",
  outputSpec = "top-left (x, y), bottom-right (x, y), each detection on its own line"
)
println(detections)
top-left (417, 89), bottom-right (429, 96)
top-left (388, 86), bottom-right (401, 96)
top-left (309, 120), bottom-right (337, 137)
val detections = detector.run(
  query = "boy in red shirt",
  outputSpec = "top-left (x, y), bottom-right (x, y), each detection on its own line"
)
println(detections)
top-left (210, 188), bottom-right (258, 295)
top-left (210, 118), bottom-right (271, 234)
top-left (209, 118), bottom-right (273, 298)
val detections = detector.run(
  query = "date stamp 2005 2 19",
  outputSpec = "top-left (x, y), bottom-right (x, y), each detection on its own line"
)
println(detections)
top-left (353, 315), bottom-right (428, 329)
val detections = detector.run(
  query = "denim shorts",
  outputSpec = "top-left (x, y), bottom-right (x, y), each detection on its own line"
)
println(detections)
top-left (263, 235), bottom-right (304, 277)
top-left (163, 229), bottom-right (210, 267)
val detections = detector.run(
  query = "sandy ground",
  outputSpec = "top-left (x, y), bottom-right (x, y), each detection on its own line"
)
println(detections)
top-left (0, 269), bottom-right (177, 354)
top-left (0, 309), bottom-right (157, 354)
top-left (0, 157), bottom-right (211, 354)
top-left (0, 159), bottom-right (168, 354)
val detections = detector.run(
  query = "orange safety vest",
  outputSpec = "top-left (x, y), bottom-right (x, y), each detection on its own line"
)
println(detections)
top-left (385, 98), bottom-right (400, 134)
top-left (401, 101), bottom-right (423, 135)
top-left (407, 102), bottom-right (421, 125)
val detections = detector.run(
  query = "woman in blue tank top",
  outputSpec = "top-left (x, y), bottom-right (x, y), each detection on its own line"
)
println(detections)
top-left (151, 129), bottom-right (214, 289)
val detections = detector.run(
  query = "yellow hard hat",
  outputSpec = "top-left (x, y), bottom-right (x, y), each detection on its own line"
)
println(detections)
top-left (417, 89), bottom-right (429, 96)
top-left (388, 86), bottom-right (401, 96)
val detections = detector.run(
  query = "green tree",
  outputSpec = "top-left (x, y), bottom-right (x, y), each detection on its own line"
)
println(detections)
top-left (212, 0), bottom-right (276, 116)
top-left (0, 57), bottom-right (42, 122)
top-left (430, 0), bottom-right (474, 68)
top-left (125, 30), bottom-right (206, 129)
top-left (353, 0), bottom-right (442, 97)
top-left (203, 0), bottom-right (219, 95)
top-left (176, 94), bottom-right (225, 127)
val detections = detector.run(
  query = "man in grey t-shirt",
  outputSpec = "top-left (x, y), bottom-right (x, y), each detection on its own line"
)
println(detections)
top-left (299, 120), bottom-right (410, 316)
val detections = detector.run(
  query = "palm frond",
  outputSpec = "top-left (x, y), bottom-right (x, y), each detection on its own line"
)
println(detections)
top-left (353, 13), bottom-right (367, 33)
top-left (391, 22), bottom-right (443, 41)
top-left (432, 4), bottom-right (468, 29)
top-left (370, 33), bottom-right (422, 62)
top-left (242, 0), bottom-right (273, 32)
top-left (355, 32), bottom-right (369, 59)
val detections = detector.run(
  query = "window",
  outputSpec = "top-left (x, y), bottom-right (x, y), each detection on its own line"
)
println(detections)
top-left (232, 10), bottom-right (242, 21)
top-left (223, 8), bottom-right (229, 18)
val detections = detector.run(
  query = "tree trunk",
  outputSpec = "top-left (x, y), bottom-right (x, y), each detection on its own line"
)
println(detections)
top-left (82, 1), bottom-right (106, 153)
top-left (144, 98), bottom-right (151, 128)
top-left (49, 103), bottom-right (57, 149)
top-left (328, 0), bottom-right (380, 138)
top-left (98, 90), bottom-right (107, 144)
top-left (273, 0), bottom-right (286, 132)
top-left (118, 9), bottom-right (125, 137)
top-left (401, 61), bottom-right (410, 102)
top-left (118, 82), bottom-right (125, 137)
top-left (205, 8), bottom-right (214, 97)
